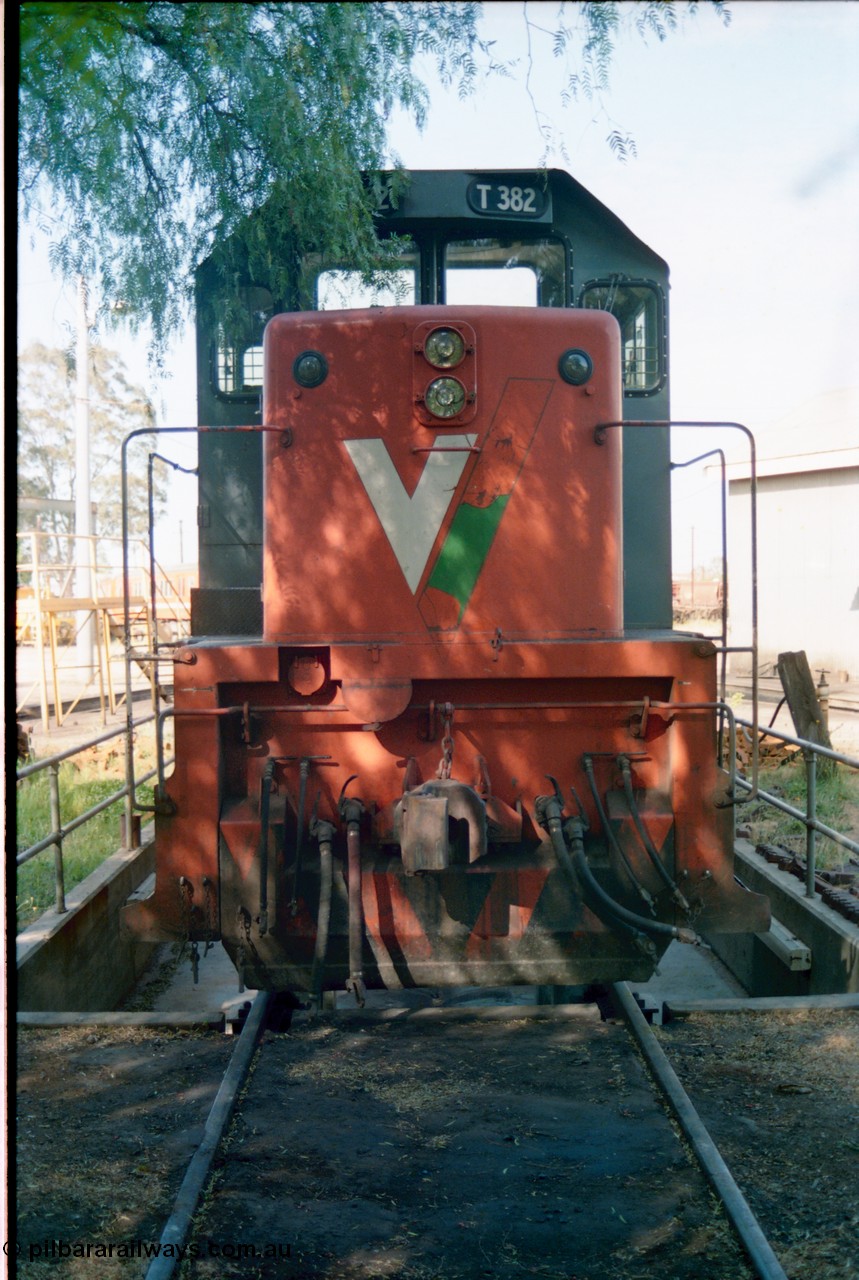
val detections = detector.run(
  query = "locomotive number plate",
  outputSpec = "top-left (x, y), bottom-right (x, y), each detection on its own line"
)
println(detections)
top-left (466, 179), bottom-right (547, 218)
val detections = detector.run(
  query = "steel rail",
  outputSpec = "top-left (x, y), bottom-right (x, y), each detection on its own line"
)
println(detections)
top-left (144, 991), bottom-right (271, 1280)
top-left (613, 982), bottom-right (789, 1280)
top-left (139, 987), bottom-right (793, 1280)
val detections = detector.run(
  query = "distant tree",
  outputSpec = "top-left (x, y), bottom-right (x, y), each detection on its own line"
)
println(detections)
top-left (19, 2), bottom-right (728, 352)
top-left (17, 343), bottom-right (163, 577)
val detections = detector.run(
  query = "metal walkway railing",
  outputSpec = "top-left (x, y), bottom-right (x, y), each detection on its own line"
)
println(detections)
top-left (735, 718), bottom-right (859, 896)
top-left (16, 713), bottom-right (173, 920)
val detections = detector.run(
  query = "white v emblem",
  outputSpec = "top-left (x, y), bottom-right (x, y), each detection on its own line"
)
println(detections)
top-left (345, 436), bottom-right (476, 592)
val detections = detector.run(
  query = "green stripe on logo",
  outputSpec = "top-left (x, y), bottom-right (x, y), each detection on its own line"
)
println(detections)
top-left (426, 495), bottom-right (510, 616)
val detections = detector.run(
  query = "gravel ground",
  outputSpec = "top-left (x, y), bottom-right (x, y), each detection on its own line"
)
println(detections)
top-left (15, 1025), bottom-right (235, 1278)
top-left (654, 1007), bottom-right (859, 1280)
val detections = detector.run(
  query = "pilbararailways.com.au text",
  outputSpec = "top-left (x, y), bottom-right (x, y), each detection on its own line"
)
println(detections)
top-left (8, 1239), bottom-right (292, 1262)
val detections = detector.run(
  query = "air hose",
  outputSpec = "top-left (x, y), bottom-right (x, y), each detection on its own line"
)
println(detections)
top-left (582, 754), bottom-right (655, 915)
top-left (339, 781), bottom-right (367, 1007)
top-left (309, 817), bottom-right (335, 998)
top-left (617, 755), bottom-right (691, 912)
top-left (256, 759), bottom-right (276, 936)
top-left (535, 789), bottom-right (700, 948)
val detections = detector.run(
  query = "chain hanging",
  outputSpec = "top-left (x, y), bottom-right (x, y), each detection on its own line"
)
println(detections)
top-left (202, 875), bottom-right (216, 956)
top-left (436, 703), bottom-right (455, 780)
top-left (178, 876), bottom-right (193, 942)
top-left (178, 876), bottom-right (200, 983)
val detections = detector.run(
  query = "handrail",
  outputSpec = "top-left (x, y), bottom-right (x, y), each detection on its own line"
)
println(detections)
top-left (670, 447), bottom-right (729, 708)
top-left (597, 419), bottom-right (760, 801)
top-left (120, 423), bottom-right (287, 818)
top-left (147, 451), bottom-right (198, 666)
top-left (735, 716), bottom-right (859, 895)
top-left (15, 711), bottom-right (173, 920)
top-left (16, 714), bottom-right (154, 780)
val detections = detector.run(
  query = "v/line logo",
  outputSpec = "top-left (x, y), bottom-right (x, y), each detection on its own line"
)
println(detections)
top-left (343, 435), bottom-right (476, 593)
top-left (344, 379), bottom-right (553, 624)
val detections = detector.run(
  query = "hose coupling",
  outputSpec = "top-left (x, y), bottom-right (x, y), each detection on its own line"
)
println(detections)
top-left (310, 816), bottom-right (336, 844)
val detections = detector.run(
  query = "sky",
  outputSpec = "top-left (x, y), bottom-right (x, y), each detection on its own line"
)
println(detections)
top-left (16, 0), bottom-right (859, 574)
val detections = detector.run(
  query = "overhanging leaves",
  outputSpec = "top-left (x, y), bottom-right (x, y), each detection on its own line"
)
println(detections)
top-left (19, 2), bottom-right (485, 354)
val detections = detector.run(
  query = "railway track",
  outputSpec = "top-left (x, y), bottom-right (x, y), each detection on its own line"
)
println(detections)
top-left (137, 989), bottom-right (789, 1280)
top-left (17, 987), bottom-right (858, 1279)
top-left (727, 675), bottom-right (859, 721)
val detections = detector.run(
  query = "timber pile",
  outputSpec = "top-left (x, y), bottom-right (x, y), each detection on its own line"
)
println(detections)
top-left (736, 731), bottom-right (800, 768)
top-left (758, 842), bottom-right (859, 923)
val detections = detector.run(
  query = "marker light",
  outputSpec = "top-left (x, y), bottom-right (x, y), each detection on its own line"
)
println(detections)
top-left (424, 327), bottom-right (466, 369)
top-left (425, 376), bottom-right (467, 419)
top-left (558, 348), bottom-right (593, 386)
top-left (293, 350), bottom-right (328, 387)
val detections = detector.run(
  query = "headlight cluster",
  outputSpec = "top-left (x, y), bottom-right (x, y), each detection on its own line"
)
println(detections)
top-left (418, 327), bottom-right (469, 419)
top-left (289, 327), bottom-right (595, 416)
top-left (414, 322), bottom-right (476, 425)
top-left (421, 327), bottom-right (468, 420)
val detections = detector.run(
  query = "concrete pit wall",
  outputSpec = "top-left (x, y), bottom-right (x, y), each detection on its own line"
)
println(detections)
top-left (707, 841), bottom-right (859, 996)
top-left (17, 829), bottom-right (158, 1012)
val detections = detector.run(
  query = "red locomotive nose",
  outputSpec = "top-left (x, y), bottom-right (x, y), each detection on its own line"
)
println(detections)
top-left (262, 306), bottom-right (623, 646)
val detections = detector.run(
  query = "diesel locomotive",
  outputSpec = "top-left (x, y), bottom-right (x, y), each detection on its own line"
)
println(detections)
top-left (122, 170), bottom-right (768, 999)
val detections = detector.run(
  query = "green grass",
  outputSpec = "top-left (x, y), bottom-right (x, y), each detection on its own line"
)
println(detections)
top-left (16, 755), bottom-right (155, 932)
top-left (743, 759), bottom-right (859, 870)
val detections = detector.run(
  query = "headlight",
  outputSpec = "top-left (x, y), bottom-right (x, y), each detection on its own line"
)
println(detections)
top-left (293, 350), bottom-right (328, 387)
top-left (558, 348), bottom-right (593, 386)
top-left (424, 376), bottom-right (467, 419)
top-left (424, 327), bottom-right (466, 369)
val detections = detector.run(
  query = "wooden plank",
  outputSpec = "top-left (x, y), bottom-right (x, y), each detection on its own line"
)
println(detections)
top-left (17, 1010), bottom-right (226, 1030)
top-left (776, 650), bottom-right (833, 751)
top-left (756, 919), bottom-right (812, 971)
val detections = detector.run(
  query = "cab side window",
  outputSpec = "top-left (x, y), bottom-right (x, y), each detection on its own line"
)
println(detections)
top-left (213, 285), bottom-right (274, 399)
top-left (580, 280), bottom-right (664, 394)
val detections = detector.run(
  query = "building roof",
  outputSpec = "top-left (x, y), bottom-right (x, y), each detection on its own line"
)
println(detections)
top-left (725, 387), bottom-right (859, 481)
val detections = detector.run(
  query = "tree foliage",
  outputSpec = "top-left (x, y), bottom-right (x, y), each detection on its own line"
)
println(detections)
top-left (17, 343), bottom-right (163, 570)
top-left (525, 0), bottom-right (730, 161)
top-left (19, 2), bottom-right (490, 351)
top-left (19, 2), bottom-right (729, 352)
